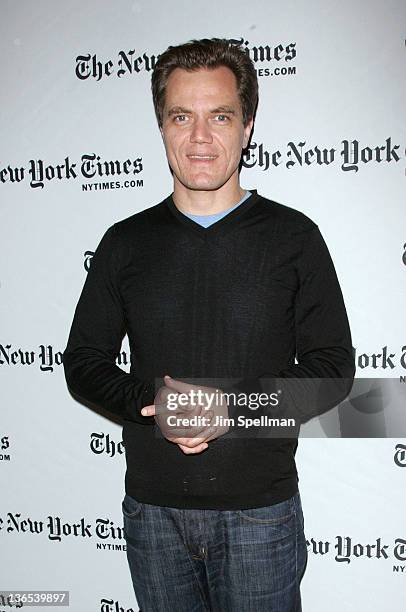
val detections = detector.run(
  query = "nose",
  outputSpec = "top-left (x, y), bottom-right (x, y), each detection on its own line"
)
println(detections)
top-left (190, 117), bottom-right (213, 144)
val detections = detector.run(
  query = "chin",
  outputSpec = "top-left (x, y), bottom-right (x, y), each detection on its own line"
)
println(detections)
top-left (188, 182), bottom-right (220, 191)
top-left (182, 175), bottom-right (229, 192)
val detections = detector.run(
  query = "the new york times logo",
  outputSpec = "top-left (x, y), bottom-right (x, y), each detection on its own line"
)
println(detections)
top-left (0, 344), bottom-right (63, 372)
top-left (100, 598), bottom-right (138, 612)
top-left (1, 511), bottom-right (124, 543)
top-left (0, 154), bottom-right (143, 189)
top-left (90, 433), bottom-right (124, 458)
top-left (0, 436), bottom-right (10, 462)
top-left (0, 344), bottom-right (129, 371)
top-left (75, 38), bottom-right (296, 81)
top-left (394, 443), bottom-right (406, 467)
top-left (307, 536), bottom-right (406, 565)
top-left (242, 138), bottom-right (402, 172)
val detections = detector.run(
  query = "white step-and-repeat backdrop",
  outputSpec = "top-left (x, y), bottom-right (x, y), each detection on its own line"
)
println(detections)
top-left (1, 1), bottom-right (405, 610)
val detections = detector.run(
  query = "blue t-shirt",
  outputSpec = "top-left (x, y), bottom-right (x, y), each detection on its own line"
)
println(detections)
top-left (183, 190), bottom-right (252, 228)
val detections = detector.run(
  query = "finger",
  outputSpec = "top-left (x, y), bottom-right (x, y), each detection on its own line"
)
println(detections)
top-left (163, 375), bottom-right (199, 395)
top-left (141, 402), bottom-right (182, 417)
top-left (169, 422), bottom-right (215, 444)
top-left (167, 424), bottom-right (208, 439)
top-left (173, 395), bottom-right (213, 416)
top-left (141, 402), bottom-right (172, 417)
top-left (151, 399), bottom-right (172, 416)
top-left (171, 427), bottom-right (217, 448)
top-left (141, 404), bottom-right (156, 416)
top-left (199, 402), bottom-right (215, 421)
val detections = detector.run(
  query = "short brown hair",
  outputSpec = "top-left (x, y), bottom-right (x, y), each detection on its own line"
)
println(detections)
top-left (151, 38), bottom-right (258, 128)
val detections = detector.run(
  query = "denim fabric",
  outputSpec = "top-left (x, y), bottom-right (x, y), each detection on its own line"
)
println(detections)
top-left (123, 491), bottom-right (308, 612)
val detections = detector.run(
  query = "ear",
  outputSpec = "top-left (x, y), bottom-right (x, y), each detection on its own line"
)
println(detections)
top-left (242, 117), bottom-right (254, 149)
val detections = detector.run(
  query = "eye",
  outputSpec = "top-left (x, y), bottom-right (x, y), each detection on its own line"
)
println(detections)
top-left (214, 114), bottom-right (230, 122)
top-left (173, 114), bottom-right (188, 123)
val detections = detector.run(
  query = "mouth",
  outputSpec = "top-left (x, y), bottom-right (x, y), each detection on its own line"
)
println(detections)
top-left (187, 155), bottom-right (218, 161)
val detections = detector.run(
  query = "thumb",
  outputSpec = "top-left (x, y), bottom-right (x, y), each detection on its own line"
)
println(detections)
top-left (163, 375), bottom-right (195, 394)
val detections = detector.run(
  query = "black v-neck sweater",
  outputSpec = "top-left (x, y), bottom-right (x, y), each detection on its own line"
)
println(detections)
top-left (63, 190), bottom-right (355, 509)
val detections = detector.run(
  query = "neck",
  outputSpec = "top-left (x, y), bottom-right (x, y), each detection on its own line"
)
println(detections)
top-left (172, 176), bottom-right (246, 215)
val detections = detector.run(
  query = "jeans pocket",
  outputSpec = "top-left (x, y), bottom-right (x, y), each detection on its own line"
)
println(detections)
top-left (237, 493), bottom-right (296, 525)
top-left (122, 493), bottom-right (144, 519)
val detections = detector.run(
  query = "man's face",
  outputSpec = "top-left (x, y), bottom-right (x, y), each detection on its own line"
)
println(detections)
top-left (160, 66), bottom-right (253, 193)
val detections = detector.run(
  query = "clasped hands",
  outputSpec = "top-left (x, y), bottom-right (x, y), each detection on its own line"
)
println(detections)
top-left (141, 375), bottom-right (230, 454)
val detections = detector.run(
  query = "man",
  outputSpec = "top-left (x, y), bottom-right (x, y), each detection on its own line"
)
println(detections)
top-left (63, 38), bottom-right (355, 611)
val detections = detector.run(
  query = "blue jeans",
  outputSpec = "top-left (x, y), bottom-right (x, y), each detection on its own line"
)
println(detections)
top-left (123, 491), bottom-right (308, 612)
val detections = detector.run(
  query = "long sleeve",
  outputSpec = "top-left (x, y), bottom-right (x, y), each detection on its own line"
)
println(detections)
top-left (223, 223), bottom-right (355, 433)
top-left (63, 224), bottom-right (155, 423)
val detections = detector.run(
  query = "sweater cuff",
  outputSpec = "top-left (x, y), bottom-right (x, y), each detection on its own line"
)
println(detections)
top-left (131, 379), bottom-right (156, 423)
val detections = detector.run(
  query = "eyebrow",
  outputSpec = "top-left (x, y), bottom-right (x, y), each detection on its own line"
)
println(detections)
top-left (166, 105), bottom-right (236, 117)
top-left (210, 106), bottom-right (236, 115)
top-left (167, 106), bottom-right (191, 117)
